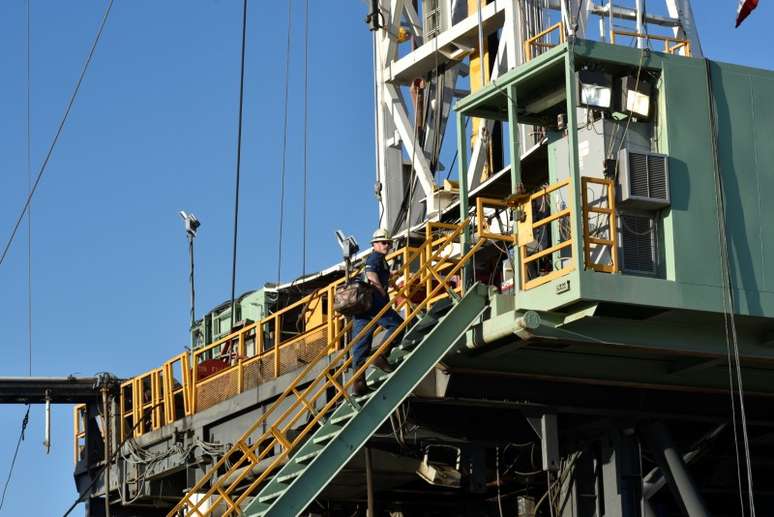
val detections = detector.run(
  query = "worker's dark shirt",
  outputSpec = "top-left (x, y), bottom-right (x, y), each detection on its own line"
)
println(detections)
top-left (365, 251), bottom-right (390, 307)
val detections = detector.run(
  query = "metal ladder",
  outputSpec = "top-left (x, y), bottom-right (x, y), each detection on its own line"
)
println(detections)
top-left (168, 224), bottom-right (490, 517)
top-left (243, 283), bottom-right (487, 516)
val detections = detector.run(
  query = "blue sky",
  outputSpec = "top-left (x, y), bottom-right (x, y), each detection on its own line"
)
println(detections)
top-left (0, 1), bottom-right (771, 515)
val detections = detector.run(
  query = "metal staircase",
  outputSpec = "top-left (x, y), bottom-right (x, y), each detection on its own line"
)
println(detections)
top-left (168, 223), bottom-right (490, 517)
top-left (244, 284), bottom-right (487, 516)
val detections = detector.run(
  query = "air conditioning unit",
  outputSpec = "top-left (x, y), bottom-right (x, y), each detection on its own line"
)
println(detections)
top-left (619, 213), bottom-right (658, 275)
top-left (617, 149), bottom-right (670, 210)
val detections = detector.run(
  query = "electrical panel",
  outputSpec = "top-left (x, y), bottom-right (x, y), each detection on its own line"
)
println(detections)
top-left (617, 149), bottom-right (670, 210)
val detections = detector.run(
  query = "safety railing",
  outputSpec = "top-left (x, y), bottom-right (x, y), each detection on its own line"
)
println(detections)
top-left (169, 223), bottom-right (481, 517)
top-left (523, 21), bottom-right (565, 62)
top-left (518, 178), bottom-right (576, 290)
top-left (73, 403), bottom-right (87, 464)
top-left (581, 177), bottom-right (618, 273)
top-left (610, 29), bottom-right (691, 57)
top-left (476, 197), bottom-right (517, 244)
top-left (114, 239), bottom-right (443, 442)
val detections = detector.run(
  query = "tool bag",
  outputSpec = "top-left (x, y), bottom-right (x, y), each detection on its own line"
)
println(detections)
top-left (333, 280), bottom-right (373, 317)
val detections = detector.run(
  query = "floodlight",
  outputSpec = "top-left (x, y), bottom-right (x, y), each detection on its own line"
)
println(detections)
top-left (335, 230), bottom-right (359, 260)
top-left (576, 70), bottom-right (613, 110)
top-left (620, 76), bottom-right (653, 119)
top-left (179, 211), bottom-right (201, 237)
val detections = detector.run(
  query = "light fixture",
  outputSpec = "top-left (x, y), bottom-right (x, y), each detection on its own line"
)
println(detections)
top-left (576, 70), bottom-right (613, 110)
top-left (416, 445), bottom-right (462, 488)
top-left (620, 75), bottom-right (652, 119)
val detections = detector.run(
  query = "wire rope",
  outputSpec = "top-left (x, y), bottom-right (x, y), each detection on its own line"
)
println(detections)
top-left (705, 58), bottom-right (756, 517)
top-left (0, 0), bottom-right (114, 269)
top-left (0, 407), bottom-right (30, 511)
top-left (276, 0), bottom-right (294, 286)
top-left (302, 0), bottom-right (309, 279)
top-left (229, 0), bottom-right (249, 328)
top-left (26, 0), bottom-right (33, 376)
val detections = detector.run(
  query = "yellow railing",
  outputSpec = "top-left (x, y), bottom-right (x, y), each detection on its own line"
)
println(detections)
top-left (476, 197), bottom-right (516, 244)
top-left (518, 178), bottom-right (576, 290)
top-left (169, 223), bottom-right (480, 517)
top-left (73, 403), bottom-right (87, 464)
top-left (581, 177), bottom-right (618, 273)
top-left (610, 29), bottom-right (691, 57)
top-left (523, 21), bottom-right (565, 62)
top-left (115, 238), bottom-right (453, 442)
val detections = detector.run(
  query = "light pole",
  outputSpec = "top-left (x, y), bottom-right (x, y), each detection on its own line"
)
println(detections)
top-left (179, 211), bottom-right (200, 333)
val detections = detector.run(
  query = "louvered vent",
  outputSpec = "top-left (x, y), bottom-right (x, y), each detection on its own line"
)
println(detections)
top-left (617, 149), bottom-right (670, 209)
top-left (620, 214), bottom-right (657, 275)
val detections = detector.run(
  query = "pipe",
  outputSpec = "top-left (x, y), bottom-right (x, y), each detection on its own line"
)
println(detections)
top-left (43, 390), bottom-right (51, 454)
top-left (468, 310), bottom-right (541, 349)
top-left (641, 422), bottom-right (710, 517)
top-left (102, 386), bottom-right (111, 517)
top-left (635, 0), bottom-right (645, 48)
top-left (365, 447), bottom-right (375, 517)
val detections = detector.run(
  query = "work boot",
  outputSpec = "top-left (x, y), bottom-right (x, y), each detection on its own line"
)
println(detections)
top-left (352, 376), bottom-right (371, 397)
top-left (373, 354), bottom-right (394, 373)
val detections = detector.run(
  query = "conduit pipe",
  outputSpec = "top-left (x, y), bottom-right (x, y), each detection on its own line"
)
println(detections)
top-left (467, 310), bottom-right (541, 349)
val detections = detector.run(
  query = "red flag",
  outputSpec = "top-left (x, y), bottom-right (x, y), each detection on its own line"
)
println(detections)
top-left (736, 0), bottom-right (759, 27)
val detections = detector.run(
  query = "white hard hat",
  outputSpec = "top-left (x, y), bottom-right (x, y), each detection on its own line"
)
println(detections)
top-left (370, 228), bottom-right (392, 243)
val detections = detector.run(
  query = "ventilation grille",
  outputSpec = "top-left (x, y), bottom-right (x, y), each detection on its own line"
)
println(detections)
top-left (620, 214), bottom-right (657, 275)
top-left (618, 149), bottom-right (670, 209)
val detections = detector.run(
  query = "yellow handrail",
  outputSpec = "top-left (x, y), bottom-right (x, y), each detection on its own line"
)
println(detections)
top-left (169, 224), bottom-right (476, 516)
top-left (117, 241), bottom-right (434, 441)
top-left (73, 404), bottom-right (87, 464)
top-left (610, 29), bottom-right (691, 57)
top-left (523, 21), bottom-right (565, 62)
top-left (518, 178), bottom-right (576, 290)
top-left (581, 176), bottom-right (618, 273)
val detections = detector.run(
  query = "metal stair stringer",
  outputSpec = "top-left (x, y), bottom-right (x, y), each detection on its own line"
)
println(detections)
top-left (244, 283), bottom-right (489, 517)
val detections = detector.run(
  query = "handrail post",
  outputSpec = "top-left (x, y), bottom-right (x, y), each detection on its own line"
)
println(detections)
top-left (274, 315), bottom-right (281, 378)
top-left (191, 353), bottom-right (198, 414)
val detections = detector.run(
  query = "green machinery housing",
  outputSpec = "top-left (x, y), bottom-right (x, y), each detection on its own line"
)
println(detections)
top-left (453, 39), bottom-right (774, 394)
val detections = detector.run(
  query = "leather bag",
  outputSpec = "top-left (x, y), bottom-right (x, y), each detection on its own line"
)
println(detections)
top-left (333, 280), bottom-right (373, 317)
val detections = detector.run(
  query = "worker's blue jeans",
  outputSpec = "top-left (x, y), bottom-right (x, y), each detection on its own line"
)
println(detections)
top-left (351, 302), bottom-right (404, 371)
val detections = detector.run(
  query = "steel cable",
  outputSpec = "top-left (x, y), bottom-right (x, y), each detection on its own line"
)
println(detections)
top-left (0, 407), bottom-right (30, 511)
top-left (276, 0), bottom-right (294, 286)
top-left (0, 0), bottom-right (114, 269)
top-left (302, 0), bottom-right (310, 279)
top-left (705, 58), bottom-right (756, 517)
top-left (229, 0), bottom-right (249, 328)
top-left (26, 0), bottom-right (33, 377)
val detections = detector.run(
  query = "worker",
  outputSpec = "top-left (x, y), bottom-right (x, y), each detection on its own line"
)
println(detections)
top-left (351, 228), bottom-right (404, 395)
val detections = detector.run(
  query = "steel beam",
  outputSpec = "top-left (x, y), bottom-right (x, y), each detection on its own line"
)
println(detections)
top-left (0, 375), bottom-right (118, 404)
top-left (641, 422), bottom-right (710, 517)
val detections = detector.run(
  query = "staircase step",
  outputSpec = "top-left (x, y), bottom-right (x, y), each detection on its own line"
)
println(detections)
top-left (353, 391), bottom-right (373, 405)
top-left (294, 447), bottom-right (323, 464)
top-left (429, 297), bottom-right (454, 317)
top-left (400, 316), bottom-right (439, 350)
top-left (245, 501), bottom-right (271, 515)
top-left (277, 468), bottom-right (305, 484)
top-left (330, 410), bottom-right (357, 425)
top-left (312, 426), bottom-right (342, 444)
top-left (257, 483), bottom-right (290, 503)
top-left (413, 315), bottom-right (439, 333)
top-left (366, 368), bottom-right (391, 384)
